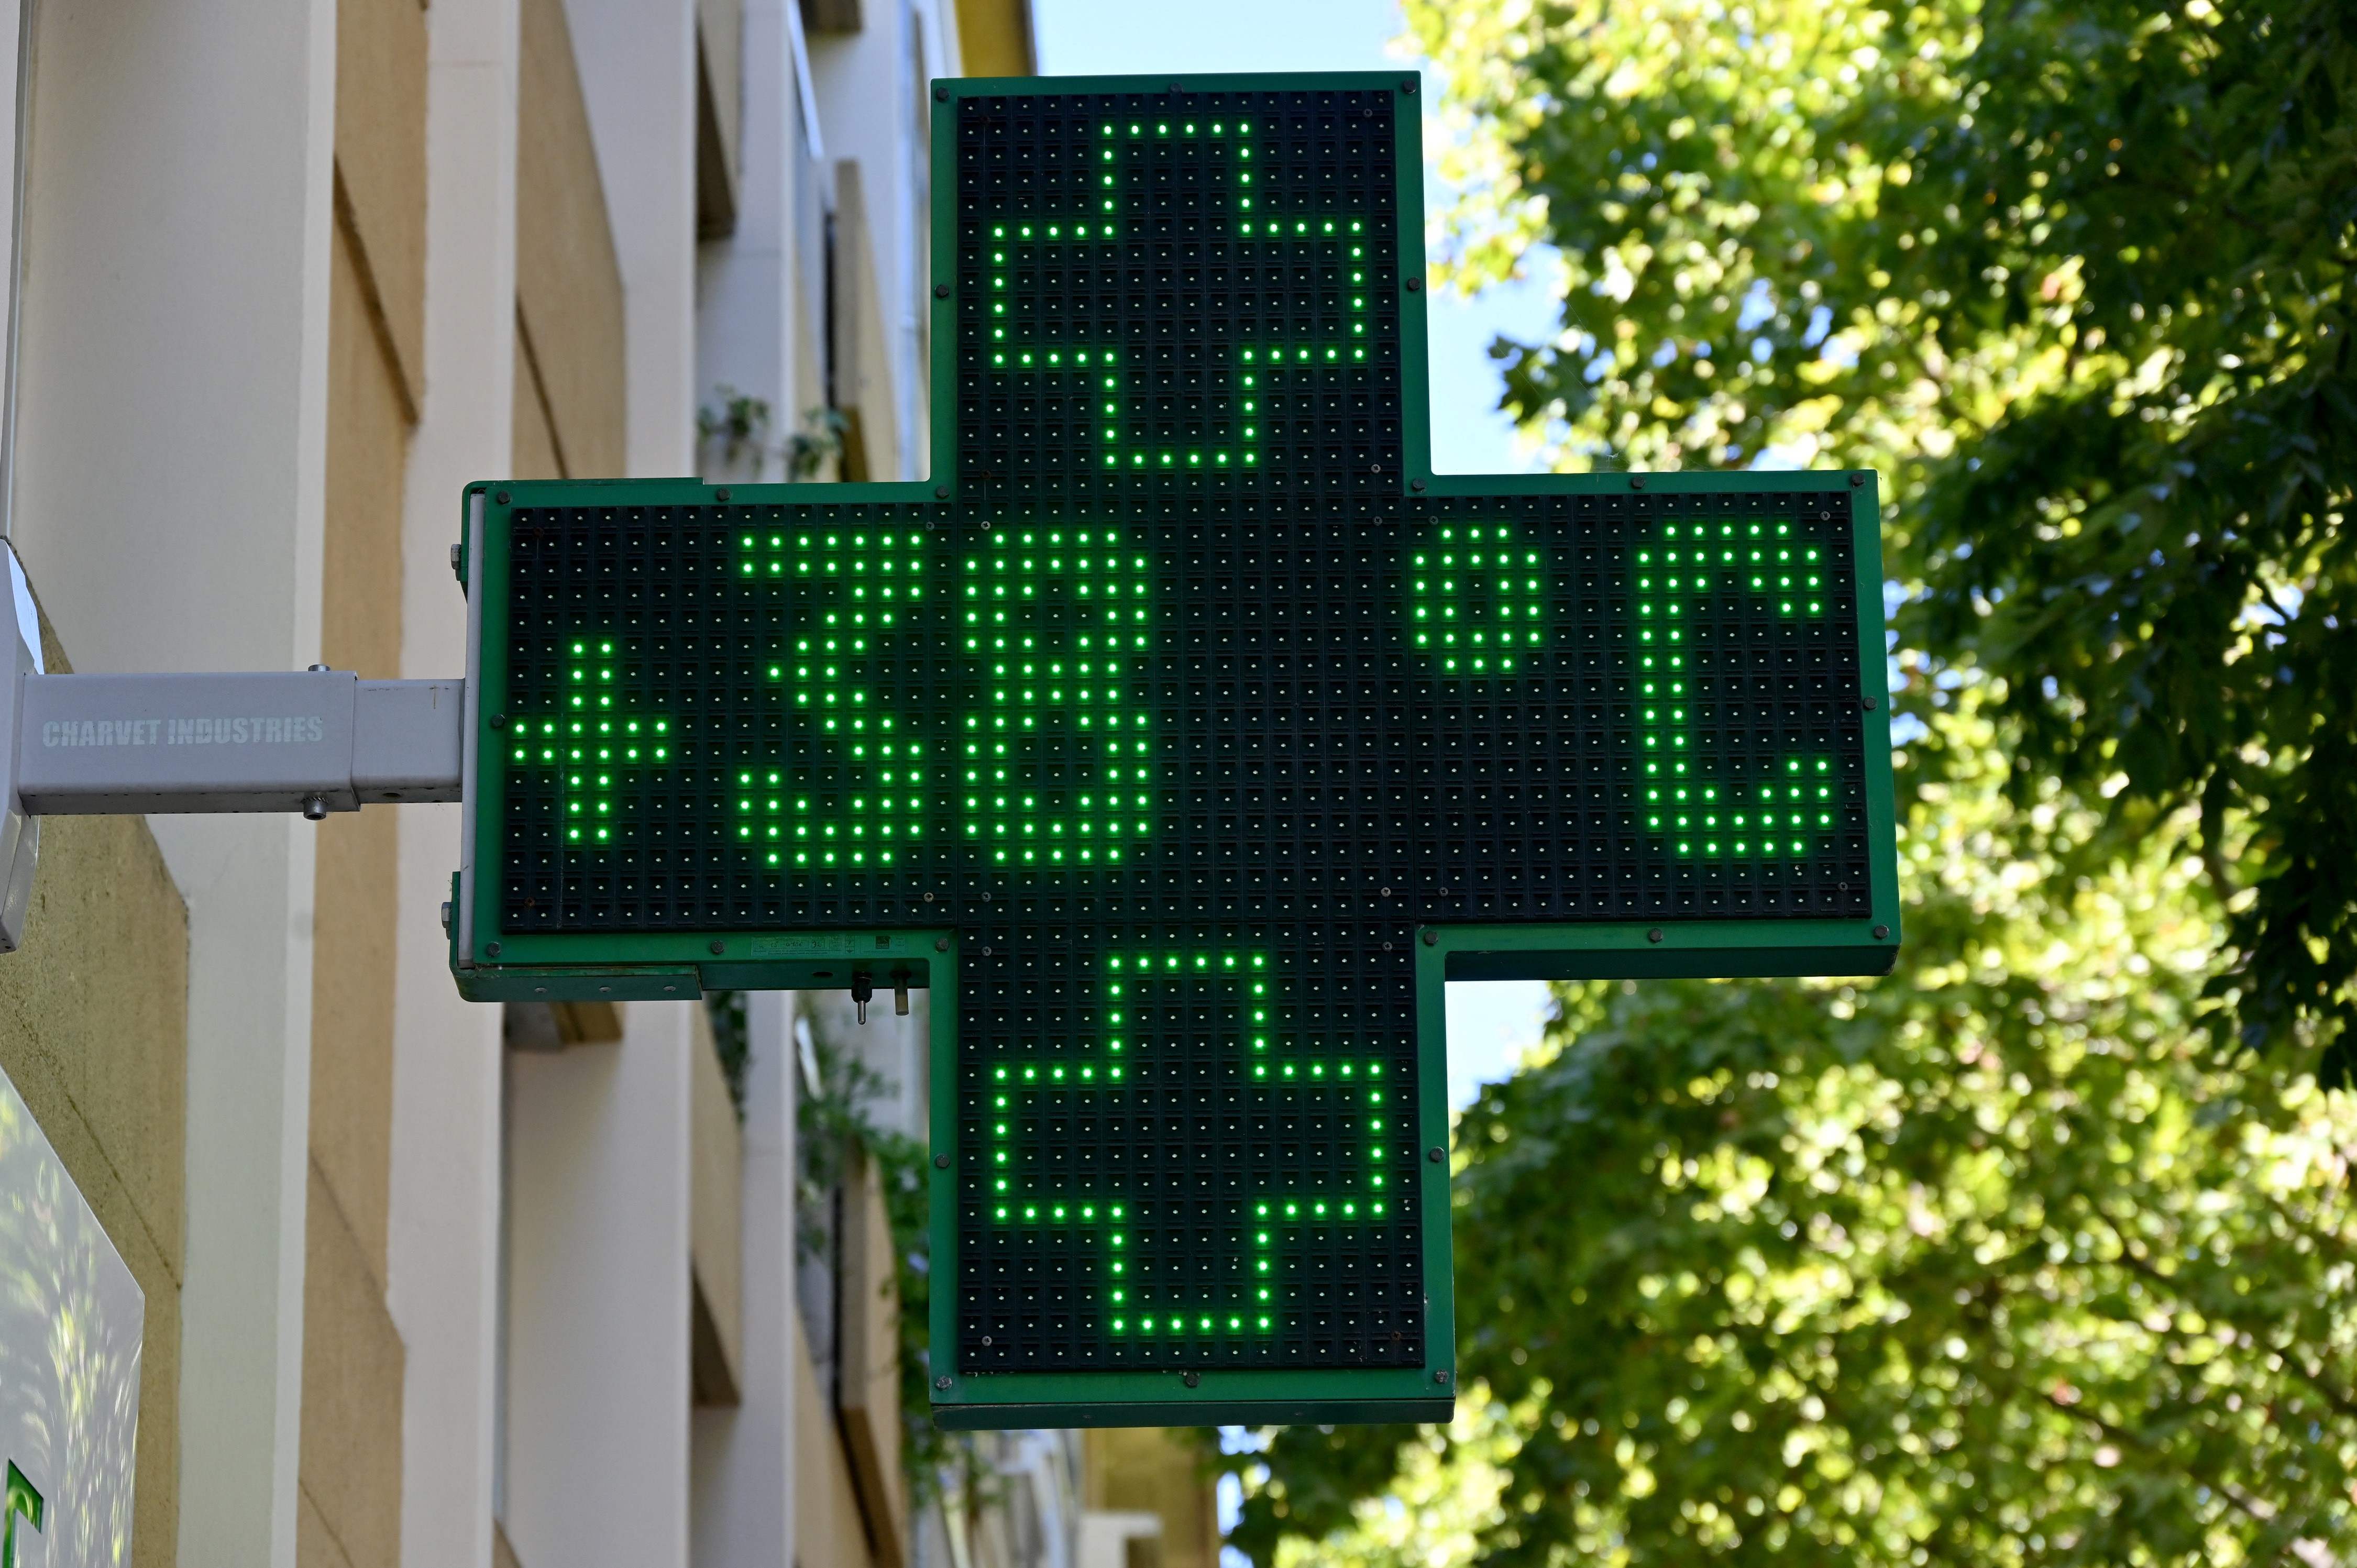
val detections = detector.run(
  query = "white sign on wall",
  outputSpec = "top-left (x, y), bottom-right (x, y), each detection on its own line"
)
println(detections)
top-left (0, 1062), bottom-right (142, 1566)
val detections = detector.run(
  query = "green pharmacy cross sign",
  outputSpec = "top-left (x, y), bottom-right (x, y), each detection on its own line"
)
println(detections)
top-left (449, 72), bottom-right (1900, 1430)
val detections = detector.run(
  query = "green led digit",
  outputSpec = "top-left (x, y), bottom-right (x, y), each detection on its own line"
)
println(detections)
top-left (1407, 522), bottom-right (1548, 675)
top-left (983, 953), bottom-right (1392, 1341)
top-left (741, 527), bottom-right (931, 869)
top-left (984, 160), bottom-right (1125, 452)
top-left (960, 526), bottom-right (1150, 865)
top-left (1225, 124), bottom-right (1374, 464)
top-left (506, 635), bottom-right (673, 847)
top-left (1635, 520), bottom-right (1838, 857)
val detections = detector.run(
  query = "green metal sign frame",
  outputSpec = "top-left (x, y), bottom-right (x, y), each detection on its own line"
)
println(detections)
top-left (451, 70), bottom-right (1899, 1430)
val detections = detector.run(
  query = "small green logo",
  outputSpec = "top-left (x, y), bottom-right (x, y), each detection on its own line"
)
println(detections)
top-left (2, 1462), bottom-right (41, 1568)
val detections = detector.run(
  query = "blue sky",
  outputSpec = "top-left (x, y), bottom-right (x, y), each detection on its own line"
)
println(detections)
top-left (1031, 0), bottom-right (1560, 1112)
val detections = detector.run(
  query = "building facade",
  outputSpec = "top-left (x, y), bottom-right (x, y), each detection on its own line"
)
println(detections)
top-left (0, 1), bottom-right (1184, 1566)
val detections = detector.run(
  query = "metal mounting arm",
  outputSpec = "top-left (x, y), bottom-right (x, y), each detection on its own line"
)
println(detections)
top-left (16, 670), bottom-right (465, 816)
top-left (0, 546), bottom-right (464, 950)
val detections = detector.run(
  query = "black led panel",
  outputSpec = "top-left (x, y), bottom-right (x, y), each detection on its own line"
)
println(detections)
top-left (457, 73), bottom-right (1899, 1429)
top-left (494, 492), bottom-right (1870, 927)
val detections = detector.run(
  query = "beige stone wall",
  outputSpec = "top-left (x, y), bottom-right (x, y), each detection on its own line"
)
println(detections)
top-left (830, 161), bottom-right (899, 484)
top-left (333, 0), bottom-right (428, 414)
top-left (0, 619), bottom-right (186, 1568)
top-left (953, 0), bottom-right (1036, 78)
top-left (796, 1311), bottom-right (880, 1568)
top-left (695, 0), bottom-right (743, 240)
top-left (314, 220), bottom-right (405, 1279)
top-left (516, 0), bottom-right (627, 481)
top-left (1085, 1429), bottom-right (1221, 1568)
top-left (688, 1004), bottom-right (744, 1407)
top-left (299, 1157), bottom-right (406, 1568)
top-left (302, 1), bottom-right (427, 1563)
top-left (513, 316), bottom-right (569, 483)
top-left (839, 1142), bottom-right (907, 1567)
top-left (506, 0), bottom-right (628, 493)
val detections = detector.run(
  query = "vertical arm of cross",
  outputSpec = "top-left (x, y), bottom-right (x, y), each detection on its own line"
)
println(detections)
top-left (981, 950), bottom-right (1394, 1343)
top-left (978, 111), bottom-right (1378, 477)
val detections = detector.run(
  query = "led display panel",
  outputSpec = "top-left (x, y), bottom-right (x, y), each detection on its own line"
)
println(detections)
top-left (451, 73), bottom-right (1900, 1429)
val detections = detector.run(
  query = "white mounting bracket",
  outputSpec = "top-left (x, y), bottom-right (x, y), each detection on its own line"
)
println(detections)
top-left (0, 549), bottom-right (45, 952)
top-left (0, 544), bottom-right (465, 950)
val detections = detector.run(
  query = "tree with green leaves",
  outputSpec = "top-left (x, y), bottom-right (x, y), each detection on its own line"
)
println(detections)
top-left (1216, 1), bottom-right (2357, 1560)
top-left (1235, 692), bottom-right (2357, 1564)
top-left (1432, 0), bottom-right (2353, 1068)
